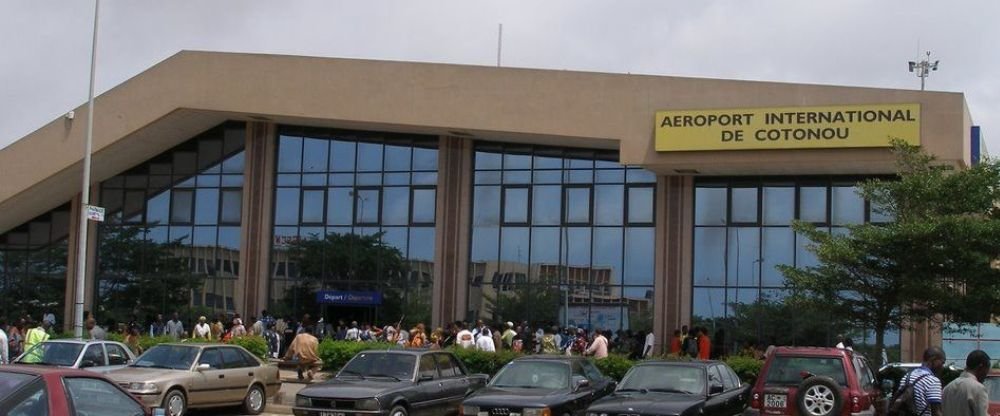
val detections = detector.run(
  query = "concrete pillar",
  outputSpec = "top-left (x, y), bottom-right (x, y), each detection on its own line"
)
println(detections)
top-left (63, 190), bottom-right (98, 333)
top-left (652, 175), bottom-right (694, 355)
top-left (237, 121), bottom-right (277, 319)
top-left (432, 136), bottom-right (473, 329)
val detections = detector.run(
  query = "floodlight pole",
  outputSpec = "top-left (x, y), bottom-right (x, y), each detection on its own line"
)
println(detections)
top-left (74, 0), bottom-right (100, 338)
top-left (908, 51), bottom-right (939, 91)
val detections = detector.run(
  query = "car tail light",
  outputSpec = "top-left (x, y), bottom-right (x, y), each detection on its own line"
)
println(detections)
top-left (851, 394), bottom-right (861, 413)
top-left (751, 392), bottom-right (761, 409)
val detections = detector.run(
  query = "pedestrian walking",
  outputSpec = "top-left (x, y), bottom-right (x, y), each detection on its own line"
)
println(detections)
top-left (941, 350), bottom-right (991, 416)
top-left (893, 347), bottom-right (945, 416)
top-left (540, 327), bottom-right (559, 354)
top-left (456, 322), bottom-right (475, 349)
top-left (193, 316), bottom-right (211, 340)
top-left (263, 323), bottom-right (281, 359)
top-left (643, 330), bottom-right (655, 358)
top-left (669, 330), bottom-right (682, 356)
top-left (697, 327), bottom-right (711, 360)
top-left (585, 330), bottom-right (609, 359)
top-left (165, 312), bottom-right (184, 340)
top-left (86, 318), bottom-right (106, 340)
top-left (125, 327), bottom-right (143, 355)
top-left (345, 321), bottom-right (360, 341)
top-left (0, 320), bottom-right (9, 365)
top-left (284, 326), bottom-right (321, 382)
top-left (7, 320), bottom-right (24, 360)
top-left (476, 327), bottom-right (495, 352)
top-left (149, 314), bottom-right (165, 337)
top-left (231, 318), bottom-right (247, 337)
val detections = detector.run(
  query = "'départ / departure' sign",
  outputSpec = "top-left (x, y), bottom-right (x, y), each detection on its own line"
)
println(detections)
top-left (655, 103), bottom-right (920, 151)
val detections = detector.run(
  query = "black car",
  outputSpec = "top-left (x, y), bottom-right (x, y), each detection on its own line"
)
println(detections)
top-left (293, 349), bottom-right (488, 416)
top-left (586, 361), bottom-right (749, 416)
top-left (461, 355), bottom-right (616, 416)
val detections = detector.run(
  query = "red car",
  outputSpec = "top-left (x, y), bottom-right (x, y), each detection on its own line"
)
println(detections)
top-left (986, 370), bottom-right (1000, 416)
top-left (0, 364), bottom-right (165, 416)
top-left (744, 347), bottom-right (878, 416)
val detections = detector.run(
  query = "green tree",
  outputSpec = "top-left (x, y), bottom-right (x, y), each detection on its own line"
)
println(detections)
top-left (482, 285), bottom-right (561, 325)
top-left (780, 141), bottom-right (1000, 354)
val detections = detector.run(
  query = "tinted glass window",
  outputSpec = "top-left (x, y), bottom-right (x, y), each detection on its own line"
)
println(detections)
top-left (133, 345), bottom-right (199, 370)
top-left (340, 353), bottom-right (416, 380)
top-left (618, 365), bottom-right (704, 395)
top-left (6, 379), bottom-right (47, 416)
top-left (18, 342), bottom-right (84, 366)
top-left (419, 355), bottom-right (438, 379)
top-left (435, 354), bottom-right (458, 378)
top-left (707, 365), bottom-right (723, 389)
top-left (765, 356), bottom-right (847, 386)
top-left (490, 361), bottom-right (569, 389)
top-left (581, 360), bottom-right (604, 381)
top-left (0, 373), bottom-right (36, 398)
top-left (221, 347), bottom-right (248, 369)
top-left (726, 366), bottom-right (742, 388)
top-left (239, 349), bottom-right (261, 367)
top-left (719, 365), bottom-right (737, 390)
top-left (82, 344), bottom-right (107, 367)
top-left (105, 344), bottom-right (130, 366)
top-left (65, 377), bottom-right (144, 416)
top-left (198, 349), bottom-right (224, 370)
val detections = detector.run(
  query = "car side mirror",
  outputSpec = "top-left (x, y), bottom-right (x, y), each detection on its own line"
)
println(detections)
top-left (710, 384), bottom-right (724, 395)
top-left (573, 376), bottom-right (590, 391)
top-left (197, 363), bottom-right (211, 371)
top-left (419, 375), bottom-right (434, 382)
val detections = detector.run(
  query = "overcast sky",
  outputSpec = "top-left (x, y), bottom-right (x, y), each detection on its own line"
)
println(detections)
top-left (2, 0), bottom-right (997, 153)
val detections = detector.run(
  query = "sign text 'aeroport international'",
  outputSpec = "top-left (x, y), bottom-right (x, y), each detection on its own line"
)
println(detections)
top-left (655, 103), bottom-right (920, 151)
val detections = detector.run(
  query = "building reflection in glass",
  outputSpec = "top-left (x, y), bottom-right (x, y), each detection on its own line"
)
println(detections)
top-left (270, 128), bottom-right (437, 326)
top-left (96, 123), bottom-right (245, 326)
top-left (0, 204), bottom-right (71, 322)
top-left (468, 144), bottom-right (656, 332)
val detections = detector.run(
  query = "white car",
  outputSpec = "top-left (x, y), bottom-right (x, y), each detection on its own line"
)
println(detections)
top-left (15, 339), bottom-right (137, 373)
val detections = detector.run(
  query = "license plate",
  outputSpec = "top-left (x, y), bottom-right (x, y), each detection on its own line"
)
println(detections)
top-left (319, 412), bottom-right (346, 416)
top-left (764, 394), bottom-right (787, 408)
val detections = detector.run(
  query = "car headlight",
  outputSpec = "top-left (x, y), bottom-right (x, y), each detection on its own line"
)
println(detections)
top-left (461, 404), bottom-right (479, 415)
top-left (523, 407), bottom-right (551, 416)
top-left (356, 398), bottom-right (380, 410)
top-left (127, 382), bottom-right (159, 394)
top-left (295, 395), bottom-right (310, 407)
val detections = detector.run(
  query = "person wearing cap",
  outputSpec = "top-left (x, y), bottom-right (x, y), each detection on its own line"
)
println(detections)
top-left (231, 317), bottom-right (247, 337)
top-left (501, 322), bottom-right (517, 349)
top-left (193, 316), bottom-right (211, 340)
top-left (345, 321), bottom-right (360, 341)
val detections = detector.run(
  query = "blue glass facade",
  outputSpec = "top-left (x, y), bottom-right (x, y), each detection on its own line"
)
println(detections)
top-left (0, 204), bottom-right (71, 321)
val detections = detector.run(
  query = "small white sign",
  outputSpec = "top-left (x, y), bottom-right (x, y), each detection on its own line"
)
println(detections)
top-left (85, 205), bottom-right (105, 222)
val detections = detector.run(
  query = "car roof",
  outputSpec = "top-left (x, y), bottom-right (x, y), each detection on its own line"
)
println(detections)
top-left (634, 360), bottom-right (719, 368)
top-left (41, 339), bottom-right (122, 345)
top-left (513, 355), bottom-right (590, 362)
top-left (771, 346), bottom-right (855, 358)
top-left (353, 348), bottom-right (427, 355)
top-left (0, 364), bottom-right (105, 378)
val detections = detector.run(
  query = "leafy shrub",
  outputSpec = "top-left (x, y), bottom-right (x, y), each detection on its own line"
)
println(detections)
top-left (138, 335), bottom-right (178, 352)
top-left (592, 354), bottom-right (635, 381)
top-left (449, 347), bottom-right (522, 375)
top-left (318, 340), bottom-right (397, 370)
top-left (725, 355), bottom-right (763, 385)
top-left (230, 336), bottom-right (269, 360)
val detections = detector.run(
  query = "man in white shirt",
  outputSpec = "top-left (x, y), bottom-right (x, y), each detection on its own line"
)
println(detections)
top-left (643, 331), bottom-right (655, 358)
top-left (585, 330), bottom-right (609, 359)
top-left (456, 323), bottom-right (475, 349)
top-left (0, 323), bottom-right (9, 364)
top-left (193, 317), bottom-right (211, 339)
top-left (42, 311), bottom-right (56, 329)
top-left (345, 321), bottom-right (360, 341)
top-left (476, 328), bottom-right (496, 352)
top-left (165, 312), bottom-right (184, 340)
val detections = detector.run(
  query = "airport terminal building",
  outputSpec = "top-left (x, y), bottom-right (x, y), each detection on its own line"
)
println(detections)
top-left (0, 51), bottom-right (986, 360)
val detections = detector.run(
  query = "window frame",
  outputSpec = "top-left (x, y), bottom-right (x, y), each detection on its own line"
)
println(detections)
top-left (562, 184), bottom-right (593, 226)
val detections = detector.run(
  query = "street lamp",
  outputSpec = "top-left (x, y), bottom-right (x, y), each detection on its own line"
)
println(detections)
top-left (908, 51), bottom-right (940, 91)
top-left (74, 0), bottom-right (101, 338)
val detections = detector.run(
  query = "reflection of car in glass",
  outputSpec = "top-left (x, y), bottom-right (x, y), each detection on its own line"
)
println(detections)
top-left (14, 339), bottom-right (137, 373)
top-left (985, 370), bottom-right (1000, 416)
top-left (0, 364), bottom-right (165, 416)
top-left (106, 343), bottom-right (281, 416)
top-left (462, 355), bottom-right (616, 416)
top-left (587, 360), bottom-right (749, 416)
top-left (294, 349), bottom-right (488, 416)
top-left (745, 347), bottom-right (878, 416)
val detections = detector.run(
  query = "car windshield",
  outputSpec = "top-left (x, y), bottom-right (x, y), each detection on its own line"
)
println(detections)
top-left (16, 342), bottom-right (84, 367)
top-left (339, 353), bottom-right (416, 380)
top-left (985, 376), bottom-right (1000, 402)
top-left (618, 365), bottom-right (705, 395)
top-left (765, 356), bottom-right (847, 386)
top-left (490, 361), bottom-right (569, 389)
top-left (131, 345), bottom-right (199, 370)
top-left (0, 373), bottom-right (37, 397)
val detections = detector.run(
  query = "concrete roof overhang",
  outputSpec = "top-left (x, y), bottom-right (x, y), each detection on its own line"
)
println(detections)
top-left (0, 51), bottom-right (972, 234)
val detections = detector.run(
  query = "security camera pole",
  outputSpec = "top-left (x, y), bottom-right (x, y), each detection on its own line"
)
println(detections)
top-left (908, 51), bottom-right (940, 91)
top-left (74, 0), bottom-right (101, 338)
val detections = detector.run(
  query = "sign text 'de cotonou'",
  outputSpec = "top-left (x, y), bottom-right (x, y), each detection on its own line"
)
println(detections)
top-left (654, 103), bottom-right (920, 151)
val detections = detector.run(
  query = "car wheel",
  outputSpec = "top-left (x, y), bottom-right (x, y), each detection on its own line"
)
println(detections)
top-left (389, 404), bottom-right (408, 416)
top-left (796, 376), bottom-right (843, 416)
top-left (162, 389), bottom-right (187, 416)
top-left (242, 384), bottom-right (266, 415)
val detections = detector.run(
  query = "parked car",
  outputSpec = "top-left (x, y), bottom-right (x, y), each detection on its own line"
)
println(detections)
top-left (586, 360), bottom-right (749, 416)
top-left (985, 370), bottom-right (1000, 416)
top-left (106, 343), bottom-right (281, 416)
top-left (0, 364), bottom-right (165, 415)
top-left (462, 355), bottom-right (616, 416)
top-left (293, 349), bottom-right (488, 416)
top-left (744, 347), bottom-right (878, 416)
top-left (14, 339), bottom-right (137, 373)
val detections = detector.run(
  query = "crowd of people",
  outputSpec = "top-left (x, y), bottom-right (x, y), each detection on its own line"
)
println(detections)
top-left (0, 315), bottom-right (55, 365)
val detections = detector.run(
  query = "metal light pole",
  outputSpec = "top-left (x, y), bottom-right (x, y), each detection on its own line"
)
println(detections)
top-left (908, 51), bottom-right (940, 91)
top-left (74, 0), bottom-right (100, 338)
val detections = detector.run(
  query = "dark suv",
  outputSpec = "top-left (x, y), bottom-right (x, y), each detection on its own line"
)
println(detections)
top-left (744, 347), bottom-right (878, 416)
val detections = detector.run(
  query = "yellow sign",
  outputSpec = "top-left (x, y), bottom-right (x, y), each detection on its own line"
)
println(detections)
top-left (655, 103), bottom-right (920, 151)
